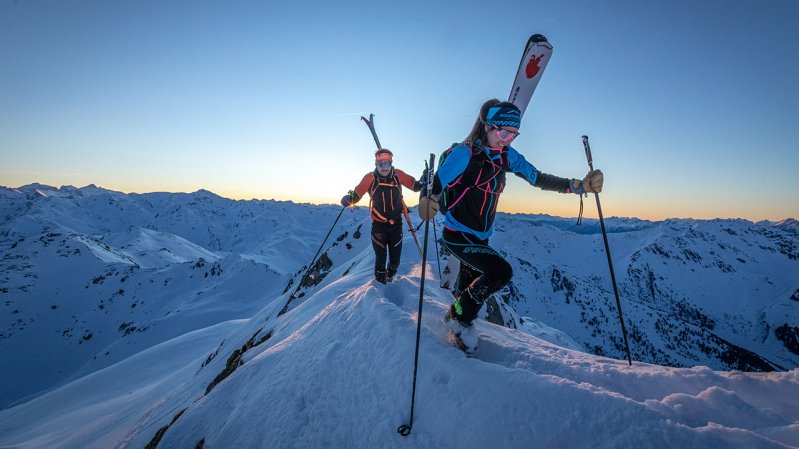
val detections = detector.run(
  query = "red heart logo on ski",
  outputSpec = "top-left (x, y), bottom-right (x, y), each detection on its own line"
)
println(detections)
top-left (526, 54), bottom-right (543, 78)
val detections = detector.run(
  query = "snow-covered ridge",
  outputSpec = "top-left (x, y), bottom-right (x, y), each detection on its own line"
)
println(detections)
top-left (0, 223), bottom-right (797, 448)
top-left (0, 184), bottom-right (797, 448)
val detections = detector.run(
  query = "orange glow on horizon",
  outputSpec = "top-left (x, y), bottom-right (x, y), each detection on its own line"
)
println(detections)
top-left (7, 178), bottom-right (792, 223)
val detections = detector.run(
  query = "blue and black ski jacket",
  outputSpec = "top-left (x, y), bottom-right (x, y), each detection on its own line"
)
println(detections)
top-left (432, 142), bottom-right (576, 240)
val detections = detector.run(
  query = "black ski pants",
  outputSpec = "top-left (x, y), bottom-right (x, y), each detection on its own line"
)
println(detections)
top-left (440, 228), bottom-right (513, 323)
top-left (371, 221), bottom-right (403, 283)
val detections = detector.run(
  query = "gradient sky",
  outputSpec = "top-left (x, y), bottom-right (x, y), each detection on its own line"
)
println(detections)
top-left (1, 0), bottom-right (797, 221)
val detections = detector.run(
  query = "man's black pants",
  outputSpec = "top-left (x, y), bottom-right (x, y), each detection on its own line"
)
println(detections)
top-left (371, 221), bottom-right (403, 283)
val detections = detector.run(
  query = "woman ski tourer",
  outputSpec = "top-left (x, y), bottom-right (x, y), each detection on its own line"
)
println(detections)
top-left (418, 99), bottom-right (604, 353)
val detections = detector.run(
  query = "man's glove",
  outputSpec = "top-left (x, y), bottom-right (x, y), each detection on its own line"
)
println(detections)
top-left (413, 168), bottom-right (429, 193)
top-left (418, 195), bottom-right (440, 221)
top-left (341, 191), bottom-right (356, 207)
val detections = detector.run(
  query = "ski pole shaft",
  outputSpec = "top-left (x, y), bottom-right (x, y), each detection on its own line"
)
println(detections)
top-left (424, 158), bottom-right (442, 279)
top-left (581, 135), bottom-right (632, 366)
top-left (432, 219), bottom-right (441, 279)
top-left (402, 204), bottom-right (423, 257)
top-left (279, 205), bottom-right (347, 316)
top-left (398, 153), bottom-right (435, 437)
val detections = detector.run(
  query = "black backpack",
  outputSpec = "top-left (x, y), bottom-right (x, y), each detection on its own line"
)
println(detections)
top-left (436, 142), bottom-right (511, 214)
top-left (437, 143), bottom-right (479, 213)
top-left (368, 170), bottom-right (403, 224)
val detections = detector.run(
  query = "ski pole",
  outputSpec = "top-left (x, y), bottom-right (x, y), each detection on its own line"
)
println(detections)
top-left (279, 204), bottom-right (347, 316)
top-left (401, 202), bottom-right (423, 257)
top-left (581, 135), bottom-right (632, 366)
top-left (398, 153), bottom-right (435, 437)
top-left (432, 218), bottom-right (441, 279)
top-left (423, 158), bottom-right (442, 279)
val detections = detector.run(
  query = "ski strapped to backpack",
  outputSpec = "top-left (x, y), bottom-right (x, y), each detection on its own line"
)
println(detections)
top-left (508, 34), bottom-right (553, 117)
top-left (361, 113), bottom-right (382, 149)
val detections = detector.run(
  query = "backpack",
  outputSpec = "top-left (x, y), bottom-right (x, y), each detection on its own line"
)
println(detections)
top-left (436, 143), bottom-right (482, 213)
top-left (368, 171), bottom-right (404, 224)
top-left (436, 142), bottom-right (512, 215)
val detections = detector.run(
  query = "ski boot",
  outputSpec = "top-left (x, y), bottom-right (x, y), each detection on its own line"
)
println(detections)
top-left (445, 303), bottom-right (478, 355)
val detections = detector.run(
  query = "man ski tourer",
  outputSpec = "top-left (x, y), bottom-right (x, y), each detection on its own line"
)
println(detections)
top-left (418, 99), bottom-right (604, 354)
top-left (341, 149), bottom-right (423, 284)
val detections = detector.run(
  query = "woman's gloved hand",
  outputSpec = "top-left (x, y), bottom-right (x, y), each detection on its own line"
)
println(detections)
top-left (418, 195), bottom-right (440, 221)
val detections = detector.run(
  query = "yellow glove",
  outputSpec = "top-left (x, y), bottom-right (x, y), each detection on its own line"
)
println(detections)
top-left (582, 169), bottom-right (604, 193)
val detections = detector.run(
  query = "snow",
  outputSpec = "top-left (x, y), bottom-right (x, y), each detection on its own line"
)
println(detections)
top-left (517, 315), bottom-right (584, 350)
top-left (0, 321), bottom-right (242, 449)
top-left (0, 185), bottom-right (797, 448)
top-left (2, 252), bottom-right (797, 448)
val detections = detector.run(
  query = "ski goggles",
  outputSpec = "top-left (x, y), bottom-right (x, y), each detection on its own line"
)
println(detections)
top-left (490, 126), bottom-right (520, 142)
top-left (376, 160), bottom-right (392, 169)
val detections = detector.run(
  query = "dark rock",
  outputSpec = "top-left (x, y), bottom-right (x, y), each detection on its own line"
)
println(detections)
top-left (776, 324), bottom-right (799, 356)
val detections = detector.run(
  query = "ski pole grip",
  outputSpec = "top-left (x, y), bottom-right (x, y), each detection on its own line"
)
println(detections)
top-left (425, 153), bottom-right (435, 198)
top-left (581, 135), bottom-right (594, 171)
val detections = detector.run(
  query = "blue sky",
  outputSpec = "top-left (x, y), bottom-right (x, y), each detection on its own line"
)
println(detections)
top-left (1, 0), bottom-right (797, 220)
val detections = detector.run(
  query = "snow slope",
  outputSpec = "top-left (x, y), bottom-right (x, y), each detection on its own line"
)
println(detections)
top-left (1, 235), bottom-right (797, 448)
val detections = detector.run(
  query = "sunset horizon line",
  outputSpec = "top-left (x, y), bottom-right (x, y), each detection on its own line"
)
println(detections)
top-left (5, 181), bottom-right (796, 224)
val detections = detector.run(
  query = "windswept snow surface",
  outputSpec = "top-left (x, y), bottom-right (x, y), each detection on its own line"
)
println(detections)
top-left (1, 184), bottom-right (797, 448)
top-left (1, 247), bottom-right (797, 448)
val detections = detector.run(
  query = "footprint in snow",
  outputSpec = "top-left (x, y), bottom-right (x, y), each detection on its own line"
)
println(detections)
top-left (380, 281), bottom-right (405, 309)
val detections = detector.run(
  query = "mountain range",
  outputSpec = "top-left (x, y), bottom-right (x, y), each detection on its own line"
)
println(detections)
top-left (1, 183), bottom-right (797, 448)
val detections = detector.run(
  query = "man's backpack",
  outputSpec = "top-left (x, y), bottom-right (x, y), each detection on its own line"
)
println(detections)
top-left (368, 171), bottom-right (403, 224)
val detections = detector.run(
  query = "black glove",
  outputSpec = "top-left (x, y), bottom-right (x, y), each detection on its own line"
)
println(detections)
top-left (415, 168), bottom-right (430, 194)
top-left (341, 191), bottom-right (356, 207)
top-left (411, 168), bottom-right (427, 193)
